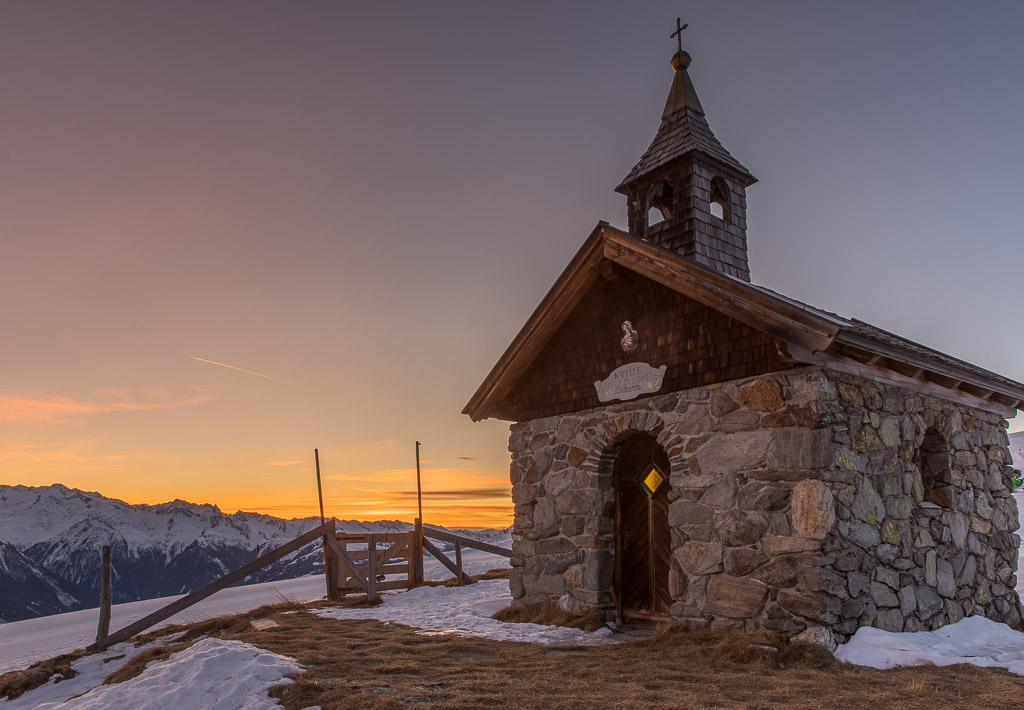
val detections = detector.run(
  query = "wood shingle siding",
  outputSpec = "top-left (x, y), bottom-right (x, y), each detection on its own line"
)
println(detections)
top-left (501, 267), bottom-right (791, 421)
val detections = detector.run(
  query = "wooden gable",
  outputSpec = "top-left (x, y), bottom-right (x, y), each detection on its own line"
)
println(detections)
top-left (498, 264), bottom-right (791, 421)
top-left (464, 224), bottom-right (1024, 422)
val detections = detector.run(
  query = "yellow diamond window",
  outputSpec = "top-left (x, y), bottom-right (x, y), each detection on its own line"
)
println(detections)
top-left (642, 466), bottom-right (664, 495)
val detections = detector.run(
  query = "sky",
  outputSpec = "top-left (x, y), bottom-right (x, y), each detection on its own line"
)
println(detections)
top-left (1, 1), bottom-right (1023, 528)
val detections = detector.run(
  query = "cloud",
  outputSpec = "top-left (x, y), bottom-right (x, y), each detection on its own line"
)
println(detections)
top-left (387, 487), bottom-right (511, 500)
top-left (0, 387), bottom-right (213, 424)
top-left (456, 456), bottom-right (479, 460)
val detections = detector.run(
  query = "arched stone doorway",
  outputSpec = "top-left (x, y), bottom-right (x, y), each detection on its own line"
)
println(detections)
top-left (613, 433), bottom-right (672, 623)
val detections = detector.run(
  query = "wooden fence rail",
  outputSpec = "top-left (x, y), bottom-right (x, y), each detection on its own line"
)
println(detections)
top-left (90, 518), bottom-right (513, 650)
top-left (421, 527), bottom-right (513, 559)
top-left (88, 520), bottom-right (336, 652)
top-left (326, 523), bottom-right (513, 598)
top-left (420, 527), bottom-right (511, 585)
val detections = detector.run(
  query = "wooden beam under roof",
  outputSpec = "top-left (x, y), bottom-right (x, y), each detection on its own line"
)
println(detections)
top-left (833, 329), bottom-right (1024, 407)
top-left (784, 344), bottom-right (1017, 418)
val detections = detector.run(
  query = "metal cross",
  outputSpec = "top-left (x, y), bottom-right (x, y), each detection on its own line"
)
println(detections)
top-left (670, 17), bottom-right (688, 52)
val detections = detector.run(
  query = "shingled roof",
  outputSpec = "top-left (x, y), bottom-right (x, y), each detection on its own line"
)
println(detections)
top-left (615, 51), bottom-right (755, 193)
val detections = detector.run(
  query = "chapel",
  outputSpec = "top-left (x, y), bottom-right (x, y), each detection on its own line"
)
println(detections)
top-left (463, 34), bottom-right (1024, 641)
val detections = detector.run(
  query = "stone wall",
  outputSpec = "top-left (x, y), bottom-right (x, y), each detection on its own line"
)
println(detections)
top-left (506, 365), bottom-right (1022, 640)
top-left (817, 370), bottom-right (1023, 639)
top-left (507, 367), bottom-right (835, 634)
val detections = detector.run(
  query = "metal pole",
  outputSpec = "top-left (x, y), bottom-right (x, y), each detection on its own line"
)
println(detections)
top-left (315, 448), bottom-right (325, 525)
top-left (414, 441), bottom-right (425, 586)
top-left (415, 441), bottom-right (423, 523)
top-left (315, 448), bottom-right (334, 599)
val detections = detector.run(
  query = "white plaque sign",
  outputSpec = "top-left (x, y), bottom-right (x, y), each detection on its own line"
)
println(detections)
top-left (594, 362), bottom-right (667, 403)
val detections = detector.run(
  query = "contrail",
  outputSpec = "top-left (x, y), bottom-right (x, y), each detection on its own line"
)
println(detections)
top-left (188, 356), bottom-right (295, 385)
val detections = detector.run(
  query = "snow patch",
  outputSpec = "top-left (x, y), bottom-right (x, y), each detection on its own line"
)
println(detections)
top-left (14, 638), bottom-right (300, 710)
top-left (315, 578), bottom-right (615, 646)
top-left (835, 615), bottom-right (1024, 675)
top-left (0, 638), bottom-right (161, 709)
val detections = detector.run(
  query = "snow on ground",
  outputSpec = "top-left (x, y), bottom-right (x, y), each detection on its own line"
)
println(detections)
top-left (315, 578), bottom-right (615, 646)
top-left (0, 637), bottom-right (161, 709)
top-left (0, 546), bottom-right (510, 674)
top-left (24, 638), bottom-right (299, 710)
top-left (0, 574), bottom-right (327, 675)
top-left (835, 615), bottom-right (1024, 675)
top-left (0, 637), bottom-right (300, 710)
top-left (6, 519), bottom-right (1024, 710)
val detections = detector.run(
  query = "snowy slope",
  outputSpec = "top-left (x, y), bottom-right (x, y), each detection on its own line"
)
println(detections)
top-left (0, 485), bottom-right (503, 623)
top-left (0, 545), bottom-right (510, 674)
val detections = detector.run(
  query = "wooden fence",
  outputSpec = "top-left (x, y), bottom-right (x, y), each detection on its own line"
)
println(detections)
top-left (323, 518), bottom-right (511, 602)
top-left (90, 517), bottom-right (511, 650)
top-left (89, 520), bottom-right (337, 652)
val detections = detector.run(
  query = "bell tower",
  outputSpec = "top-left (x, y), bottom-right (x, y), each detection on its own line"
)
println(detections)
top-left (615, 23), bottom-right (757, 281)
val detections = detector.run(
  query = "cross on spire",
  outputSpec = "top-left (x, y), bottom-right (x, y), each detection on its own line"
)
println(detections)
top-left (670, 17), bottom-right (688, 52)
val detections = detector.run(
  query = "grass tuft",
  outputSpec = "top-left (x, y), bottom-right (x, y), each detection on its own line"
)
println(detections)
top-left (0, 653), bottom-right (82, 700)
top-left (644, 624), bottom-right (836, 668)
top-left (103, 644), bottom-right (189, 685)
top-left (491, 601), bottom-right (606, 632)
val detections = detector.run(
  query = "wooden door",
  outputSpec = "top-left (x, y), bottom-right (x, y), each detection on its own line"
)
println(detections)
top-left (614, 434), bottom-right (672, 623)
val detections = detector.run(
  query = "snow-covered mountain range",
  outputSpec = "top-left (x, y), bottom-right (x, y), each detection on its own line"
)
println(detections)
top-left (0, 484), bottom-right (506, 623)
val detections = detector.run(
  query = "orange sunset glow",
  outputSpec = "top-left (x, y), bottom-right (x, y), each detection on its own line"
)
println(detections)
top-left (3, 3), bottom-right (1023, 533)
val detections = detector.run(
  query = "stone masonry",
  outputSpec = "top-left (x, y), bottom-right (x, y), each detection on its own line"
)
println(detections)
top-left (506, 366), bottom-right (1023, 641)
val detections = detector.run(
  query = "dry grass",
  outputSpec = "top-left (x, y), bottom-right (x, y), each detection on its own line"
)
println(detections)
top-left (9, 580), bottom-right (1024, 709)
top-left (491, 601), bottom-right (607, 632)
top-left (0, 652), bottom-right (83, 701)
top-left (198, 607), bottom-right (1024, 710)
top-left (103, 644), bottom-right (190, 685)
top-left (128, 599), bottom-right (308, 648)
top-left (647, 624), bottom-right (836, 669)
top-left (101, 600), bottom-right (310, 686)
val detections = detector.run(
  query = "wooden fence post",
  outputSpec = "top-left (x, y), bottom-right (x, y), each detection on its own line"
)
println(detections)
top-left (95, 545), bottom-right (112, 644)
top-left (325, 543), bottom-right (340, 601)
top-left (366, 535), bottom-right (379, 603)
top-left (413, 518), bottom-right (424, 585)
top-left (455, 540), bottom-right (463, 582)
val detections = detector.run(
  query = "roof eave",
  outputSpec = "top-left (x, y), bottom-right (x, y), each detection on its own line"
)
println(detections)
top-left (615, 150), bottom-right (757, 196)
top-left (830, 330), bottom-right (1024, 411)
top-left (462, 223), bottom-right (611, 422)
